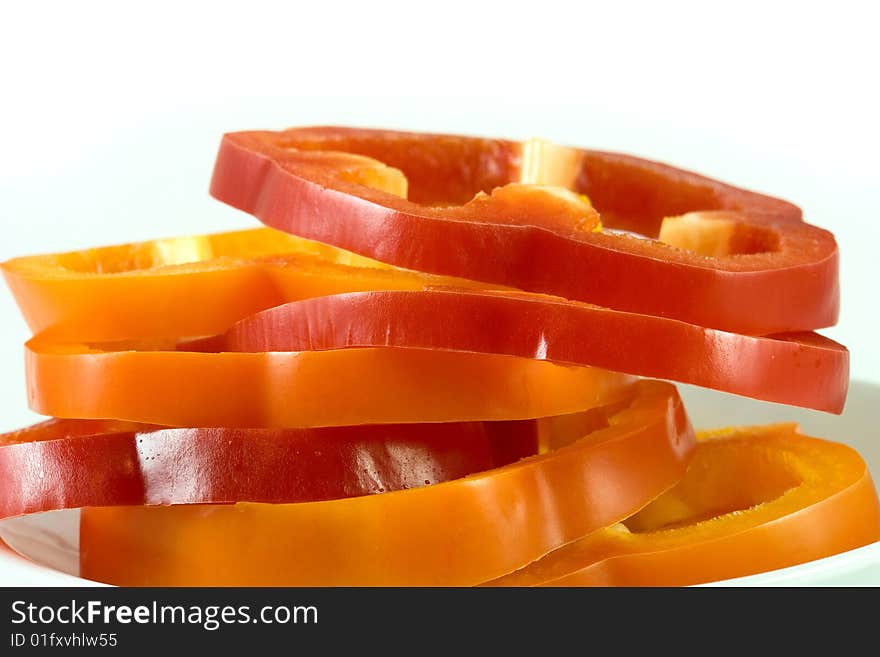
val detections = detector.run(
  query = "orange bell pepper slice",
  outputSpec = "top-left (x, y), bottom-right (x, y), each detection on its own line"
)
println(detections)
top-left (0, 227), bottom-right (485, 342)
top-left (79, 380), bottom-right (694, 586)
top-left (487, 424), bottom-right (880, 586)
top-left (26, 340), bottom-right (632, 427)
top-left (210, 126), bottom-right (838, 335)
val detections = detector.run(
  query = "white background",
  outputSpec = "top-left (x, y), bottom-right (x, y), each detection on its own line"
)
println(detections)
top-left (0, 1), bottom-right (878, 581)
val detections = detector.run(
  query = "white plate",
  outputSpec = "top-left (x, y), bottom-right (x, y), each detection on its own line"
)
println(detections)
top-left (1, 381), bottom-right (878, 587)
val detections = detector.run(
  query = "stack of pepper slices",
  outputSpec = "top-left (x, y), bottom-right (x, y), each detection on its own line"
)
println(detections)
top-left (2, 127), bottom-right (879, 586)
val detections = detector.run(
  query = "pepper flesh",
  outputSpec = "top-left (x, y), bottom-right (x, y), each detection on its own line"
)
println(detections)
top-left (487, 424), bottom-right (880, 586)
top-left (0, 227), bottom-right (488, 342)
top-left (209, 126), bottom-right (838, 335)
top-left (26, 341), bottom-right (634, 427)
top-left (79, 381), bottom-right (694, 586)
top-left (187, 288), bottom-right (849, 413)
top-left (0, 418), bottom-right (537, 519)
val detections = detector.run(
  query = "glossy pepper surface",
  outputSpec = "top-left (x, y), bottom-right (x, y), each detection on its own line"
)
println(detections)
top-left (0, 418), bottom-right (538, 519)
top-left (210, 126), bottom-right (838, 335)
top-left (189, 288), bottom-right (849, 413)
top-left (487, 424), bottom-right (880, 586)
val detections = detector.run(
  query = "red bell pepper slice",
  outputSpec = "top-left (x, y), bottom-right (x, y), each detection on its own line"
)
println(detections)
top-left (0, 418), bottom-right (537, 520)
top-left (210, 126), bottom-right (838, 335)
top-left (188, 288), bottom-right (849, 413)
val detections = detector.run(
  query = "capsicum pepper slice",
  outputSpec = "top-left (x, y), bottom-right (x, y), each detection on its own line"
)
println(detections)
top-left (0, 418), bottom-right (537, 520)
top-left (187, 288), bottom-right (849, 413)
top-left (0, 227), bottom-right (485, 342)
top-left (209, 126), bottom-right (838, 335)
top-left (78, 380), bottom-right (694, 586)
top-left (486, 424), bottom-right (880, 586)
top-left (26, 340), bottom-right (633, 427)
